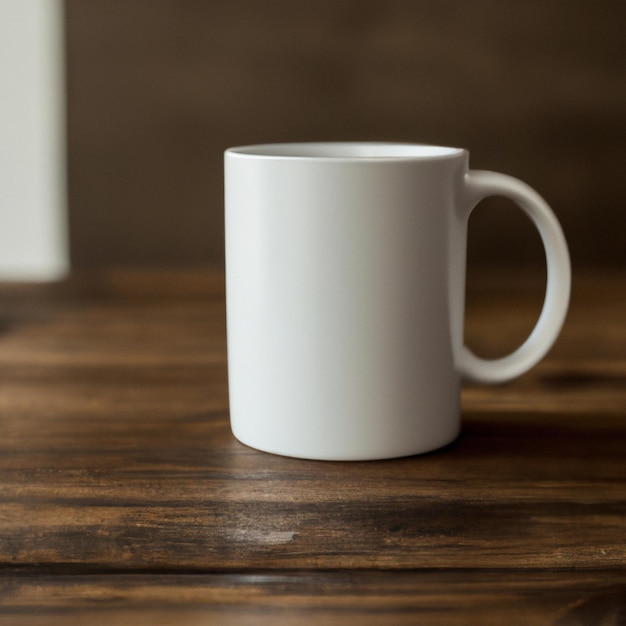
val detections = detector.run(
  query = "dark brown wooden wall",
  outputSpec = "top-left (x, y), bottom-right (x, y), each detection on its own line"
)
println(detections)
top-left (65, 0), bottom-right (625, 270)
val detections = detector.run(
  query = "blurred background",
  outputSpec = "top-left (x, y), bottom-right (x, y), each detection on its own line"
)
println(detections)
top-left (1, 0), bottom-right (624, 279)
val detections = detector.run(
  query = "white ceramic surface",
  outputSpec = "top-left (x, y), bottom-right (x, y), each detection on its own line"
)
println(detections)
top-left (225, 143), bottom-right (570, 460)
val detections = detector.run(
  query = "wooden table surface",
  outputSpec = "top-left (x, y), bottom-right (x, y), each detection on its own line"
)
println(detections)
top-left (1, 269), bottom-right (625, 625)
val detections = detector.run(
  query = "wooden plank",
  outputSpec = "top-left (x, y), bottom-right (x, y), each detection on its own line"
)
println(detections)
top-left (0, 271), bottom-right (625, 571)
top-left (1, 570), bottom-right (626, 626)
top-left (1, 410), bottom-right (624, 569)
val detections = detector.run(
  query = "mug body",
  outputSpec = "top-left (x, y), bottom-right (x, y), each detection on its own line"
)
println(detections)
top-left (225, 143), bottom-right (468, 460)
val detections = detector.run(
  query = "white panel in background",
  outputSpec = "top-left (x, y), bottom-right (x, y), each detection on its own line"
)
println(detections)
top-left (0, 0), bottom-right (68, 280)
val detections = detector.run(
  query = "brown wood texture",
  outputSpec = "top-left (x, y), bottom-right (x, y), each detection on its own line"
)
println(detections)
top-left (1, 269), bottom-right (625, 622)
top-left (2, 571), bottom-right (626, 626)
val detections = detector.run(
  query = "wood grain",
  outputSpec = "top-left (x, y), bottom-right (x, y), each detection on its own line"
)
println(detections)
top-left (2, 571), bottom-right (626, 625)
top-left (1, 269), bottom-right (625, 620)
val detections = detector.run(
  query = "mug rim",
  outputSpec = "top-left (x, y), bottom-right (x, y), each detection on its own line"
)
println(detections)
top-left (225, 142), bottom-right (466, 161)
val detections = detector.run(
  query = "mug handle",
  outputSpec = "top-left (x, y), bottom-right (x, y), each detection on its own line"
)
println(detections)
top-left (459, 170), bottom-right (571, 384)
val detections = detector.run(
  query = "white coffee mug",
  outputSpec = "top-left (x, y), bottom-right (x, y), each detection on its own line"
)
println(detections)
top-left (225, 143), bottom-right (570, 460)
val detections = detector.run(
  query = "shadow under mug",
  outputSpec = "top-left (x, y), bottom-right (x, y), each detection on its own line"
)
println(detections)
top-left (225, 142), bottom-right (571, 460)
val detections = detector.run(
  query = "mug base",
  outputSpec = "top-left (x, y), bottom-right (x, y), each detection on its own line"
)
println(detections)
top-left (230, 427), bottom-right (461, 462)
